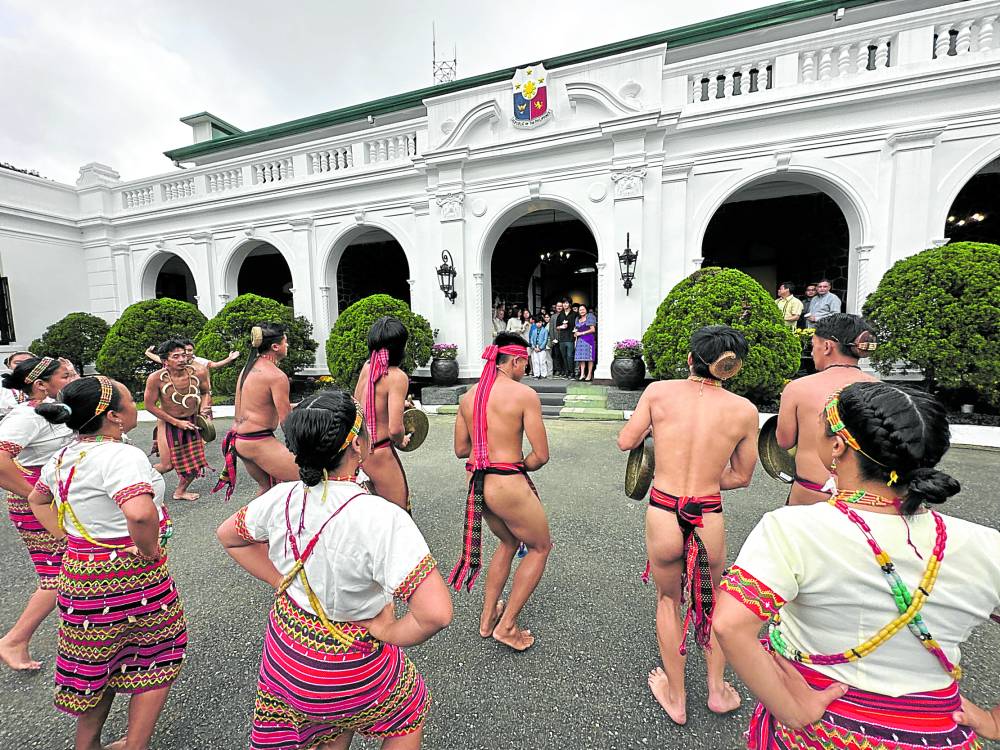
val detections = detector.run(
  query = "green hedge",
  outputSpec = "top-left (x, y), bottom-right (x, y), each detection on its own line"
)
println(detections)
top-left (30, 312), bottom-right (110, 373)
top-left (96, 299), bottom-right (207, 395)
top-left (194, 293), bottom-right (318, 395)
top-left (863, 241), bottom-right (1000, 407)
top-left (642, 267), bottom-right (800, 401)
top-left (326, 294), bottom-right (432, 389)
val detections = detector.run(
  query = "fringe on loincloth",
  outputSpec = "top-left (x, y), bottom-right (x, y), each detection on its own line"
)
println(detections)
top-left (251, 594), bottom-right (430, 750)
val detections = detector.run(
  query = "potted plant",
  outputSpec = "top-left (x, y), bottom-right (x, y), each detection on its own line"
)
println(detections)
top-left (430, 343), bottom-right (459, 386)
top-left (611, 339), bottom-right (645, 390)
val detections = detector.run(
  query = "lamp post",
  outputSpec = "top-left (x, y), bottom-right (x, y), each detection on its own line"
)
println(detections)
top-left (437, 249), bottom-right (457, 303)
top-left (618, 233), bottom-right (638, 295)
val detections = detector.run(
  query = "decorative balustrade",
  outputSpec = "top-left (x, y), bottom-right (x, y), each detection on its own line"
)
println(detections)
top-left (308, 147), bottom-right (354, 174)
top-left (933, 14), bottom-right (999, 58)
top-left (161, 177), bottom-right (195, 202)
top-left (800, 35), bottom-right (892, 82)
top-left (690, 60), bottom-right (772, 103)
top-left (364, 132), bottom-right (417, 164)
top-left (121, 186), bottom-right (154, 209)
top-left (252, 158), bottom-right (294, 184)
top-left (206, 168), bottom-right (243, 193)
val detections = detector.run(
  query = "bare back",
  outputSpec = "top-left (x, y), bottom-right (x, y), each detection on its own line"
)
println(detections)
top-left (624, 379), bottom-right (759, 497)
top-left (353, 362), bottom-right (408, 444)
top-left (456, 376), bottom-right (540, 464)
top-left (777, 367), bottom-right (877, 497)
top-left (235, 361), bottom-right (291, 434)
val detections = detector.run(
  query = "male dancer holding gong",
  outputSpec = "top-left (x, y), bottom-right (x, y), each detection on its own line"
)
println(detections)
top-left (617, 325), bottom-right (758, 724)
top-left (143, 338), bottom-right (212, 500)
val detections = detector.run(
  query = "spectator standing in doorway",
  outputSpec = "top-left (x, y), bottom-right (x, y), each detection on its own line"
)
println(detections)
top-left (573, 304), bottom-right (598, 381)
top-left (548, 305), bottom-right (562, 377)
top-left (529, 316), bottom-right (550, 378)
top-left (799, 283), bottom-right (817, 328)
top-left (556, 299), bottom-right (576, 378)
top-left (774, 282), bottom-right (804, 330)
top-left (492, 303), bottom-right (507, 338)
top-left (806, 279), bottom-right (842, 324)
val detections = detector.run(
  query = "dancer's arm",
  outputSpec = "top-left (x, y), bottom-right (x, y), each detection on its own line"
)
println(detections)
top-left (721, 406), bottom-right (759, 490)
top-left (217, 513), bottom-right (283, 588)
top-left (359, 570), bottom-right (452, 647)
top-left (271, 372), bottom-right (293, 425)
top-left (121, 495), bottom-right (162, 560)
top-left (388, 371), bottom-right (408, 447)
top-left (454, 397), bottom-right (471, 459)
top-left (144, 346), bottom-right (162, 365)
top-left (27, 486), bottom-right (63, 538)
top-left (954, 698), bottom-right (1000, 740)
top-left (714, 594), bottom-right (847, 729)
top-left (617, 387), bottom-right (652, 451)
top-left (207, 351), bottom-right (240, 370)
top-left (775, 382), bottom-right (798, 450)
top-left (0, 451), bottom-right (35, 497)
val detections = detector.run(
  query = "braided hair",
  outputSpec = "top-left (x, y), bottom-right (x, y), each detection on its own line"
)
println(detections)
top-left (833, 382), bottom-right (959, 514)
top-left (283, 388), bottom-right (366, 486)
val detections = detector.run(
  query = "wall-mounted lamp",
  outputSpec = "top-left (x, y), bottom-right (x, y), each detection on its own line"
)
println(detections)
top-left (437, 249), bottom-right (457, 303)
top-left (618, 233), bottom-right (638, 295)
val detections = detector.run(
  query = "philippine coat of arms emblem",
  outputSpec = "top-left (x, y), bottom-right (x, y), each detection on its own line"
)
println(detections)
top-left (511, 63), bottom-right (551, 128)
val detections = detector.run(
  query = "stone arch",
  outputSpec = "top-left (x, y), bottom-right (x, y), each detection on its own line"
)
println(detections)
top-left (319, 217), bottom-right (417, 297)
top-left (138, 249), bottom-right (200, 304)
top-left (219, 233), bottom-right (296, 306)
top-left (933, 136), bottom-right (1000, 239)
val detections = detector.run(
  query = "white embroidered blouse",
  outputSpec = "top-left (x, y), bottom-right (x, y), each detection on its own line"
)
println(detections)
top-left (0, 401), bottom-right (74, 468)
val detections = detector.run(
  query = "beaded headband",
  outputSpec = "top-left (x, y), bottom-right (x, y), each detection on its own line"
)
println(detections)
top-left (76, 375), bottom-right (117, 431)
top-left (250, 326), bottom-right (264, 348)
top-left (337, 399), bottom-right (364, 454)
top-left (824, 391), bottom-right (899, 485)
top-left (24, 356), bottom-right (55, 385)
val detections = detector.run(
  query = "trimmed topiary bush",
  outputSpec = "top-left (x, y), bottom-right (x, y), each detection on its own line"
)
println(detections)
top-left (96, 299), bottom-right (207, 396)
top-left (642, 267), bottom-right (800, 401)
top-left (30, 312), bottom-right (110, 373)
top-left (194, 293), bottom-right (318, 396)
top-left (863, 242), bottom-right (1000, 407)
top-left (326, 294), bottom-right (433, 389)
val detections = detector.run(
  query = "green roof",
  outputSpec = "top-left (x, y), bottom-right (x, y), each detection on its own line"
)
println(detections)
top-left (164, 0), bottom-right (885, 162)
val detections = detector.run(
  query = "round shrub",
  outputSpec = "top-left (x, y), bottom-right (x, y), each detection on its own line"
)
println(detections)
top-left (194, 293), bottom-right (318, 395)
top-left (326, 294), bottom-right (433, 389)
top-left (30, 312), bottom-right (110, 373)
top-left (863, 242), bottom-right (1000, 407)
top-left (96, 299), bottom-right (207, 396)
top-left (642, 267), bottom-right (800, 401)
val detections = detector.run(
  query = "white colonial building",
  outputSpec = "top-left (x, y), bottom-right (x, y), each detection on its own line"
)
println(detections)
top-left (2, 0), bottom-right (999, 378)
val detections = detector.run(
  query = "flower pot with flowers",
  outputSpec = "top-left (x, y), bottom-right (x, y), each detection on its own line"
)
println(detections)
top-left (611, 339), bottom-right (646, 390)
top-left (430, 343), bottom-right (459, 386)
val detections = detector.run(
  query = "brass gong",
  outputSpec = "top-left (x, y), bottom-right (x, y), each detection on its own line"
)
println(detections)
top-left (758, 414), bottom-right (796, 483)
top-left (195, 414), bottom-right (216, 443)
top-left (398, 408), bottom-right (429, 452)
top-left (624, 437), bottom-right (655, 500)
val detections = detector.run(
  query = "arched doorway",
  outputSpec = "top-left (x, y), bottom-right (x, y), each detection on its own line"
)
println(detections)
top-left (151, 255), bottom-right (196, 304)
top-left (236, 242), bottom-right (293, 306)
top-left (702, 179), bottom-right (852, 310)
top-left (335, 228), bottom-right (410, 312)
top-left (944, 155), bottom-right (999, 244)
top-left (490, 208), bottom-right (598, 313)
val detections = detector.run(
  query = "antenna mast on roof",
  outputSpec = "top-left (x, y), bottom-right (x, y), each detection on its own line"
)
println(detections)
top-left (432, 23), bottom-right (457, 84)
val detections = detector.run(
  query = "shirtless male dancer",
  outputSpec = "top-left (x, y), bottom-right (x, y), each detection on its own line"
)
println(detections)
top-left (452, 332), bottom-right (551, 651)
top-left (143, 339), bottom-right (212, 501)
top-left (214, 323), bottom-right (299, 500)
top-left (353, 316), bottom-right (412, 511)
top-left (777, 313), bottom-right (877, 505)
top-left (617, 325), bottom-right (758, 725)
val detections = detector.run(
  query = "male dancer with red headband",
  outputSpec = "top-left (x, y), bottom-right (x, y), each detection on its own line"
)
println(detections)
top-left (452, 331), bottom-right (550, 651)
top-left (353, 316), bottom-right (411, 511)
top-left (776, 313), bottom-right (878, 505)
top-left (618, 325), bottom-right (758, 724)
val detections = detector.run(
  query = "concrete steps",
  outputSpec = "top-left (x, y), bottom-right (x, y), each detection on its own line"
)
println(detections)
top-left (422, 377), bottom-right (624, 421)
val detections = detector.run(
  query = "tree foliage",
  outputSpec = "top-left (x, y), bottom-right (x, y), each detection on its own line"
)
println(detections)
top-left (326, 294), bottom-right (433, 389)
top-left (95, 299), bottom-right (207, 396)
top-left (642, 267), bottom-right (800, 401)
top-left (863, 242), bottom-right (1000, 406)
top-left (30, 312), bottom-right (110, 372)
top-left (194, 293), bottom-right (318, 395)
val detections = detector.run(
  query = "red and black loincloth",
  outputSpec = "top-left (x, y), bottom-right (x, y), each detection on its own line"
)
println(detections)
top-left (151, 421), bottom-right (210, 480)
top-left (212, 428), bottom-right (275, 501)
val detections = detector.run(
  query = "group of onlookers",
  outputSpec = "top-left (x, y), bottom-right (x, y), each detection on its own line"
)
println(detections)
top-left (774, 279), bottom-right (843, 330)
top-left (491, 298), bottom-right (599, 380)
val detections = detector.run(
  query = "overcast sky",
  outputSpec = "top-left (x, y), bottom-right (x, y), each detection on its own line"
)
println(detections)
top-left (1, 0), bottom-right (770, 184)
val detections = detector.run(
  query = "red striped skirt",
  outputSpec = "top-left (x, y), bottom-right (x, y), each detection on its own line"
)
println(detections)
top-left (747, 658), bottom-right (981, 749)
top-left (251, 594), bottom-right (429, 750)
top-left (54, 531), bottom-right (187, 716)
top-left (7, 464), bottom-right (65, 589)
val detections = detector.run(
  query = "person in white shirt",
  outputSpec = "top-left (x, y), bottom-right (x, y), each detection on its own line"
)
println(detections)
top-left (714, 382), bottom-right (1000, 748)
top-left (217, 388), bottom-right (452, 749)
top-left (0, 351), bottom-right (35, 419)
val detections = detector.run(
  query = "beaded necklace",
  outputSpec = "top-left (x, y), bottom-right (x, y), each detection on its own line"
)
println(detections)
top-left (768, 489), bottom-right (960, 680)
top-left (688, 375), bottom-right (722, 395)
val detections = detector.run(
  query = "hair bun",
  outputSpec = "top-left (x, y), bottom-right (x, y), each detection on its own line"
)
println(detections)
top-left (709, 351), bottom-right (742, 380)
top-left (35, 401), bottom-right (74, 425)
top-left (299, 465), bottom-right (324, 487)
top-left (250, 326), bottom-right (264, 348)
top-left (901, 467), bottom-right (960, 512)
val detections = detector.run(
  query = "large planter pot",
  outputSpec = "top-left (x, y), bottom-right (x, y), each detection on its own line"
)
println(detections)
top-left (610, 356), bottom-right (645, 390)
top-left (430, 357), bottom-right (459, 386)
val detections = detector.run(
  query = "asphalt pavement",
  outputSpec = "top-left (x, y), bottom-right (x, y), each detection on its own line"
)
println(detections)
top-left (1, 417), bottom-right (997, 749)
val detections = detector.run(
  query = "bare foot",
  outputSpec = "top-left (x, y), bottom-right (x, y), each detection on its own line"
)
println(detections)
top-left (105, 737), bottom-right (127, 750)
top-left (479, 600), bottom-right (505, 638)
top-left (707, 681), bottom-right (742, 715)
top-left (492, 621), bottom-right (535, 651)
top-left (172, 492), bottom-right (199, 501)
top-left (0, 637), bottom-right (42, 671)
top-left (648, 667), bottom-right (686, 725)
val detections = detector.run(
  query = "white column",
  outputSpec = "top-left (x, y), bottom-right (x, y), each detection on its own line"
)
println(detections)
top-left (853, 244), bottom-right (875, 312)
top-left (109, 244), bottom-right (133, 313)
top-left (605, 165), bottom-right (647, 380)
top-left (316, 285), bottom-right (331, 370)
top-left (884, 130), bottom-right (942, 271)
top-left (187, 232), bottom-right (216, 317)
top-left (287, 217), bottom-right (316, 327)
